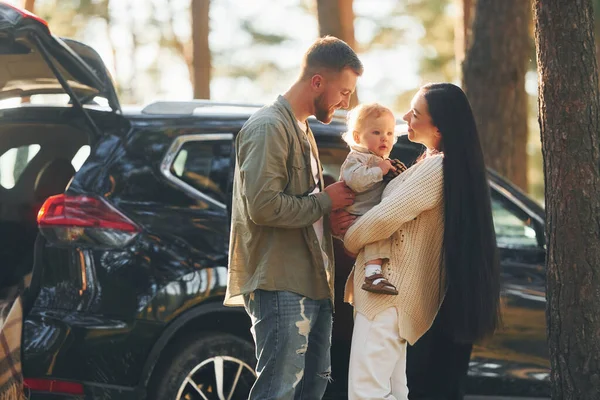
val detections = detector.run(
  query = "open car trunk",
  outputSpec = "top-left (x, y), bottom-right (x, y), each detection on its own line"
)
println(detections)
top-left (0, 116), bottom-right (96, 396)
top-left (0, 4), bottom-right (125, 395)
top-left (0, 2), bottom-right (122, 302)
top-left (0, 122), bottom-right (90, 303)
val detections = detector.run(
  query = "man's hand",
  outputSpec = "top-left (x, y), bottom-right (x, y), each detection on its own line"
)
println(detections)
top-left (330, 209), bottom-right (356, 238)
top-left (324, 181), bottom-right (355, 211)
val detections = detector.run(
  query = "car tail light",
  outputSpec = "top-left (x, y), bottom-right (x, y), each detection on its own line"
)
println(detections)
top-left (2, 3), bottom-right (50, 29)
top-left (37, 194), bottom-right (140, 248)
top-left (24, 378), bottom-right (84, 395)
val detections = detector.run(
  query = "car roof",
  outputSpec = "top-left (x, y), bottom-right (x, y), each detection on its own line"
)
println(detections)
top-left (121, 100), bottom-right (350, 137)
top-left (124, 100), bottom-right (347, 122)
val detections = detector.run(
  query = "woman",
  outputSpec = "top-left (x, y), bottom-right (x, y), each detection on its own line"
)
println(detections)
top-left (343, 83), bottom-right (501, 399)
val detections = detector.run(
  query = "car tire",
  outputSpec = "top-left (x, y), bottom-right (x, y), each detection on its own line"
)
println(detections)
top-left (148, 332), bottom-right (256, 400)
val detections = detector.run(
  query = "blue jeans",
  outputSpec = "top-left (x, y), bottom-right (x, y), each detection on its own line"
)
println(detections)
top-left (243, 290), bottom-right (333, 400)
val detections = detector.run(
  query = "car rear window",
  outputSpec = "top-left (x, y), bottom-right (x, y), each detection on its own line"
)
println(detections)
top-left (0, 144), bottom-right (40, 189)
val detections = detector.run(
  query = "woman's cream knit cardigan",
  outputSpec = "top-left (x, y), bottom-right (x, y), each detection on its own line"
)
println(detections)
top-left (344, 154), bottom-right (445, 345)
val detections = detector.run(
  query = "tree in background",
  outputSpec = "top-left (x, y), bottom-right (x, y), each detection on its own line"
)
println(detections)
top-left (30, 0), bottom-right (109, 40)
top-left (389, 0), bottom-right (456, 112)
top-left (22, 0), bottom-right (34, 12)
top-left (315, 0), bottom-right (358, 107)
top-left (534, 1), bottom-right (600, 398)
top-left (593, 0), bottom-right (600, 81)
top-left (407, 0), bottom-right (455, 83)
top-left (191, 0), bottom-right (210, 99)
top-left (462, 0), bottom-right (530, 191)
top-left (454, 0), bottom-right (474, 78)
top-left (165, 0), bottom-right (211, 99)
top-left (14, 0), bottom-right (37, 180)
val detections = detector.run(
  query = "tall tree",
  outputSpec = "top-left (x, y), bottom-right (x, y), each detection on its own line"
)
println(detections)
top-left (22, 0), bottom-right (35, 12)
top-left (191, 0), bottom-right (210, 99)
top-left (15, 0), bottom-right (37, 178)
top-left (163, 0), bottom-right (211, 99)
top-left (454, 0), bottom-right (475, 77)
top-left (462, 0), bottom-right (530, 191)
top-left (593, 0), bottom-right (600, 80)
top-left (534, 1), bottom-right (600, 399)
top-left (407, 0), bottom-right (455, 82)
top-left (315, 0), bottom-right (358, 107)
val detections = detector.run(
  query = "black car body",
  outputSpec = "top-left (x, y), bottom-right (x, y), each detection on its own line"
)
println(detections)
top-left (0, 4), bottom-right (549, 399)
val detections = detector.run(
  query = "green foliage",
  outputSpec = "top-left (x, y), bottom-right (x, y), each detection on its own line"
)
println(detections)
top-left (35, 0), bottom-right (109, 38)
top-left (405, 0), bottom-right (455, 82)
top-left (240, 21), bottom-right (289, 45)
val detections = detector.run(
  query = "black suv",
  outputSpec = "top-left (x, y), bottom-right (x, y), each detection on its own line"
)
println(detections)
top-left (0, 4), bottom-right (550, 399)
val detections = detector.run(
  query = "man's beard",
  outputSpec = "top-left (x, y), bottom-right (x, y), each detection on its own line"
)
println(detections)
top-left (314, 94), bottom-right (334, 124)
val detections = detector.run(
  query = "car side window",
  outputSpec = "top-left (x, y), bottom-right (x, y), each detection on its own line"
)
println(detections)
top-left (491, 191), bottom-right (539, 248)
top-left (170, 138), bottom-right (232, 205)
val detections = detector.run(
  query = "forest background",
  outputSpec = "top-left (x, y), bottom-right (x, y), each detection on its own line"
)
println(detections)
top-left (9, 0), bottom-right (600, 203)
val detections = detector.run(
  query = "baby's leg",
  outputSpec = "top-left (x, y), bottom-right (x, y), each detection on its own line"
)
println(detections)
top-left (362, 241), bottom-right (397, 295)
top-left (365, 257), bottom-right (382, 277)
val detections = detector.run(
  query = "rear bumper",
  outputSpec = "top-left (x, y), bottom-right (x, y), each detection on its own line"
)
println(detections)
top-left (22, 309), bottom-right (162, 398)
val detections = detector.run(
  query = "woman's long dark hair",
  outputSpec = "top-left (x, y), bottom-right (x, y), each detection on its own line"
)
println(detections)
top-left (423, 83), bottom-right (501, 343)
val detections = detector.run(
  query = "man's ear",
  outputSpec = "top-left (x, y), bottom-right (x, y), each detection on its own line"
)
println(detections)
top-left (311, 74), bottom-right (325, 91)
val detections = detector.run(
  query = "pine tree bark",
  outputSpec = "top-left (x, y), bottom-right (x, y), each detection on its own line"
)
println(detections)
top-left (22, 0), bottom-right (35, 12)
top-left (454, 0), bottom-right (475, 75)
top-left (21, 0), bottom-right (35, 105)
top-left (462, 0), bottom-right (530, 191)
top-left (316, 0), bottom-right (358, 107)
top-left (191, 0), bottom-right (210, 99)
top-left (595, 2), bottom-right (600, 84)
top-left (534, 1), bottom-right (600, 398)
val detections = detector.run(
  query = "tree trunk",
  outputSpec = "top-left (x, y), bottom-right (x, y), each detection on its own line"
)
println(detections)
top-left (594, 1), bottom-right (600, 85)
top-left (454, 0), bottom-right (475, 76)
top-left (462, 0), bottom-right (530, 191)
top-left (534, 1), bottom-right (600, 399)
top-left (20, 0), bottom-right (35, 105)
top-left (191, 0), bottom-right (210, 99)
top-left (101, 0), bottom-right (118, 96)
top-left (127, 2), bottom-right (139, 103)
top-left (596, 39), bottom-right (600, 83)
top-left (316, 0), bottom-right (358, 108)
top-left (22, 0), bottom-right (35, 12)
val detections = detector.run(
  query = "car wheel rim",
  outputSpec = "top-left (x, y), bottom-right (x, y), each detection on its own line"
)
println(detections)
top-left (175, 355), bottom-right (256, 400)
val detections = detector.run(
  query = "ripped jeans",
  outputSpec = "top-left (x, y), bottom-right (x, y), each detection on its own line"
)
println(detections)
top-left (243, 290), bottom-right (333, 400)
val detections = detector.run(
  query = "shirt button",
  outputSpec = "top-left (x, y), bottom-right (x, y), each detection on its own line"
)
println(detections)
top-left (313, 240), bottom-right (318, 244)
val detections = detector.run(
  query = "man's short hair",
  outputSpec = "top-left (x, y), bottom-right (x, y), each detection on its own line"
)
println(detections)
top-left (300, 36), bottom-right (363, 79)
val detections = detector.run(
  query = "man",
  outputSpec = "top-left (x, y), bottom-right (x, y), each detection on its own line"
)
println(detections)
top-left (224, 36), bottom-right (362, 399)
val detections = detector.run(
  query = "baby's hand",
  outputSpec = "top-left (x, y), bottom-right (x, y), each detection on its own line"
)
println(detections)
top-left (383, 159), bottom-right (408, 182)
top-left (378, 159), bottom-right (394, 175)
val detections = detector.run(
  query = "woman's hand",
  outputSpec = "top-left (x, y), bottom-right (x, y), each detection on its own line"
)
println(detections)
top-left (330, 210), bottom-right (356, 238)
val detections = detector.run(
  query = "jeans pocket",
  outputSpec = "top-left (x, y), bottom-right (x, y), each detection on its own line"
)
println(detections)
top-left (243, 290), bottom-right (262, 317)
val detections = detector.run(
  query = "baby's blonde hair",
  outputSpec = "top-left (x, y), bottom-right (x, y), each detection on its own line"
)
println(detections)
top-left (342, 103), bottom-right (396, 147)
